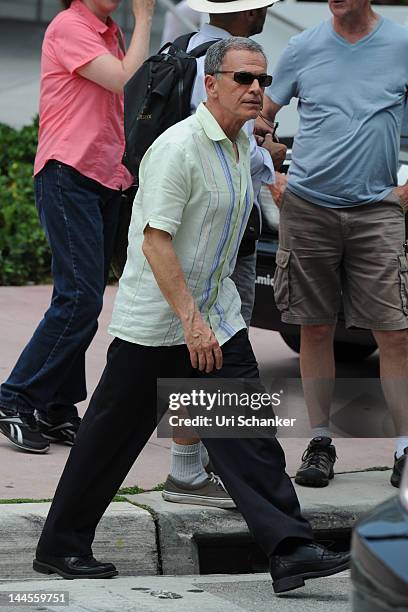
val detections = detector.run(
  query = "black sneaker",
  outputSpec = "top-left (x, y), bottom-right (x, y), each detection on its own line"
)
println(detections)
top-left (37, 413), bottom-right (81, 446)
top-left (0, 407), bottom-right (50, 453)
top-left (390, 447), bottom-right (408, 488)
top-left (295, 437), bottom-right (336, 487)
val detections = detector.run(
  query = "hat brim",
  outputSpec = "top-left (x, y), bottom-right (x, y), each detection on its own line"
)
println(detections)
top-left (186, 0), bottom-right (279, 14)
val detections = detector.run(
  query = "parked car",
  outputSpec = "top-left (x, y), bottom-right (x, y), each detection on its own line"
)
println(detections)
top-left (351, 461), bottom-right (408, 611)
top-left (252, 147), bottom-right (408, 362)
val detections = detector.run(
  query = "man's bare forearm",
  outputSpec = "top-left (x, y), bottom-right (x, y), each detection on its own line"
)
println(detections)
top-left (262, 95), bottom-right (282, 122)
top-left (142, 226), bottom-right (222, 371)
top-left (142, 226), bottom-right (197, 325)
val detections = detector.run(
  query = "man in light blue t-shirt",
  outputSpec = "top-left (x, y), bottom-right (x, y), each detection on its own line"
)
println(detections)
top-left (265, 0), bottom-right (408, 488)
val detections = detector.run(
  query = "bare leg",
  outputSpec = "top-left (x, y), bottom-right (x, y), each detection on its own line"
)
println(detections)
top-left (300, 324), bottom-right (336, 432)
top-left (295, 325), bottom-right (337, 487)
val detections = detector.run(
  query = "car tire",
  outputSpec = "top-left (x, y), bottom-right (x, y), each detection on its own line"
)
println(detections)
top-left (279, 332), bottom-right (377, 362)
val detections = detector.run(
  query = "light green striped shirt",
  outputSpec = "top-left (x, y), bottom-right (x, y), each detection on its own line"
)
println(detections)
top-left (109, 103), bottom-right (254, 347)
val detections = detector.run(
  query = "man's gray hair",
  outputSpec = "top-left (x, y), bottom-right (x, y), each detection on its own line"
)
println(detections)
top-left (204, 37), bottom-right (267, 76)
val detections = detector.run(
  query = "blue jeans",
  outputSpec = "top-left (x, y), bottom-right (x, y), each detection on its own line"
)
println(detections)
top-left (0, 161), bottom-right (121, 417)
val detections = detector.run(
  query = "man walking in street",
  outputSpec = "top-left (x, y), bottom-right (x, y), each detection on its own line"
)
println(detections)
top-left (163, 0), bottom-right (288, 507)
top-left (264, 0), bottom-right (408, 487)
top-left (33, 39), bottom-right (349, 593)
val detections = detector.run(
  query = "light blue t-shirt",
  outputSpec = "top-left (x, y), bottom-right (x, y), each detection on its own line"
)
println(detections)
top-left (269, 17), bottom-right (408, 207)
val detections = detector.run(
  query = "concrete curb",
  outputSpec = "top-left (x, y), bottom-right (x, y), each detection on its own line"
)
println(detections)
top-left (0, 471), bottom-right (394, 579)
top-left (0, 502), bottom-right (158, 581)
top-left (126, 471), bottom-right (394, 575)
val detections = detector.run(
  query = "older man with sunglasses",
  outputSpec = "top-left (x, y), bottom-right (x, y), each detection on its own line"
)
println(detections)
top-left (163, 0), bottom-right (288, 509)
top-left (34, 38), bottom-right (349, 593)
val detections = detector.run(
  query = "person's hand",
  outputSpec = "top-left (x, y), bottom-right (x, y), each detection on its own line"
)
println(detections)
top-left (255, 114), bottom-right (273, 139)
top-left (183, 311), bottom-right (223, 373)
top-left (132, 0), bottom-right (155, 20)
top-left (268, 172), bottom-right (288, 209)
top-left (255, 110), bottom-right (279, 140)
top-left (261, 134), bottom-right (287, 170)
top-left (392, 184), bottom-right (408, 212)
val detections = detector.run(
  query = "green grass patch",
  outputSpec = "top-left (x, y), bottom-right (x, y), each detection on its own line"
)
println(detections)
top-left (0, 482), bottom-right (165, 505)
top-left (0, 498), bottom-right (51, 504)
top-left (116, 485), bottom-right (145, 495)
top-left (151, 482), bottom-right (165, 491)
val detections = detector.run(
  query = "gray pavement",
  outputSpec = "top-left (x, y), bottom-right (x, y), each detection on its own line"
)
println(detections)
top-left (0, 285), bottom-right (396, 612)
top-left (0, 472), bottom-right (393, 582)
top-left (0, 285), bottom-right (395, 499)
top-left (0, 467), bottom-right (378, 612)
top-left (0, 573), bottom-right (352, 611)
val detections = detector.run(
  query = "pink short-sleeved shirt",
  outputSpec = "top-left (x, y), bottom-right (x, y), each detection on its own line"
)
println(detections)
top-left (34, 0), bottom-right (133, 190)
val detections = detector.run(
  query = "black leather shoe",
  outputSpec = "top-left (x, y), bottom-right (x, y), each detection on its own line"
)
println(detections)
top-left (270, 542), bottom-right (350, 593)
top-left (33, 554), bottom-right (118, 579)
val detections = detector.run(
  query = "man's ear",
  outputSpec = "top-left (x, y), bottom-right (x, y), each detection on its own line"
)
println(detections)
top-left (205, 74), bottom-right (218, 100)
top-left (241, 9), bottom-right (256, 29)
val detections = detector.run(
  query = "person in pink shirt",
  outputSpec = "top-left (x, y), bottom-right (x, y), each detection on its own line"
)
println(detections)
top-left (0, 0), bottom-right (155, 454)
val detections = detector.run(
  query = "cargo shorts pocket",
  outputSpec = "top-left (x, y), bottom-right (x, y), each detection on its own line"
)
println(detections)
top-left (399, 255), bottom-right (408, 315)
top-left (273, 248), bottom-right (291, 311)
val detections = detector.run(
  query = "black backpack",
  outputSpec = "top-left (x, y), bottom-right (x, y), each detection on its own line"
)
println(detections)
top-left (123, 33), bottom-right (219, 182)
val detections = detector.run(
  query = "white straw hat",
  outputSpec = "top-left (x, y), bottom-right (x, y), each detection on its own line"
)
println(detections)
top-left (186, 0), bottom-right (279, 14)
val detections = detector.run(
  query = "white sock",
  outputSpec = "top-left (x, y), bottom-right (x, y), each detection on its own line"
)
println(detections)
top-left (170, 442), bottom-right (208, 486)
top-left (311, 427), bottom-right (332, 440)
top-left (395, 437), bottom-right (408, 459)
top-left (200, 442), bottom-right (209, 468)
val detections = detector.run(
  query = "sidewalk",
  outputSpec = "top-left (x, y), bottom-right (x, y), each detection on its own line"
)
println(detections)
top-left (0, 285), bottom-right (394, 500)
top-left (0, 572), bottom-right (351, 612)
top-left (0, 472), bottom-right (392, 580)
top-left (0, 285), bottom-right (397, 609)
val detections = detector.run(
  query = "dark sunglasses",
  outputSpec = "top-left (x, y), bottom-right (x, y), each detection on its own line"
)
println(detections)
top-left (214, 71), bottom-right (273, 88)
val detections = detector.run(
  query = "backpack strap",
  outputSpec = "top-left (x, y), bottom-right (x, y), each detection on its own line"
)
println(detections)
top-left (172, 32), bottom-right (197, 52)
top-left (189, 39), bottom-right (221, 58)
top-left (167, 33), bottom-right (220, 58)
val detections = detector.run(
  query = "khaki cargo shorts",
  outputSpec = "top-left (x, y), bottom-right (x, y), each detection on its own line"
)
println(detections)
top-left (274, 189), bottom-right (408, 330)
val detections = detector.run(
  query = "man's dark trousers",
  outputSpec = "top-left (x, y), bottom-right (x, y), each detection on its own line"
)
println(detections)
top-left (37, 330), bottom-right (313, 559)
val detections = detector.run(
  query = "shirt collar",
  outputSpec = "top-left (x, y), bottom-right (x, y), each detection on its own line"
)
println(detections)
top-left (71, 0), bottom-right (117, 35)
top-left (199, 23), bottom-right (233, 41)
top-left (196, 103), bottom-right (249, 151)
